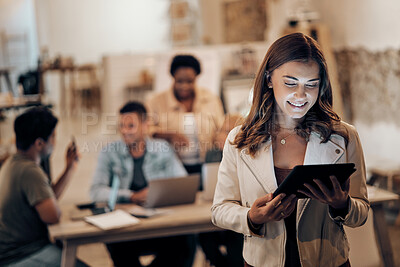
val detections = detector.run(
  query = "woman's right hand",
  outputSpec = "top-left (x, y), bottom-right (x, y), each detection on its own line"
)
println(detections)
top-left (248, 193), bottom-right (297, 225)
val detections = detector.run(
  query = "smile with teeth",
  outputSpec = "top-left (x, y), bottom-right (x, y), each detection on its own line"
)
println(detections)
top-left (288, 101), bottom-right (307, 107)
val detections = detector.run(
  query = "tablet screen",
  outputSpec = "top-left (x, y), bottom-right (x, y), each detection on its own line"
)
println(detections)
top-left (273, 163), bottom-right (356, 198)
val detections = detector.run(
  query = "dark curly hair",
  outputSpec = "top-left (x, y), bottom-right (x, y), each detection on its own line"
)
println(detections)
top-left (170, 55), bottom-right (201, 76)
top-left (119, 101), bottom-right (147, 121)
top-left (14, 106), bottom-right (58, 151)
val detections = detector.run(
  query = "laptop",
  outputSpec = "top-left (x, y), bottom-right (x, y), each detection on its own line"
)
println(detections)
top-left (201, 162), bottom-right (220, 201)
top-left (72, 175), bottom-right (120, 220)
top-left (143, 174), bottom-right (200, 209)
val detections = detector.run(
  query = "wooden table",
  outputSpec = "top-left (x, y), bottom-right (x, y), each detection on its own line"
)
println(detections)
top-left (367, 185), bottom-right (399, 267)
top-left (49, 200), bottom-right (219, 267)
top-left (50, 187), bottom-right (399, 267)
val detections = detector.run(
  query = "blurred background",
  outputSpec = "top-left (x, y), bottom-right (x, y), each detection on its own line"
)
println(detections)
top-left (0, 0), bottom-right (399, 167)
top-left (1, 0), bottom-right (400, 266)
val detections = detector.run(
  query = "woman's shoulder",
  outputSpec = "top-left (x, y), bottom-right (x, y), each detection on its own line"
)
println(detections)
top-left (227, 125), bottom-right (242, 141)
top-left (197, 87), bottom-right (221, 101)
top-left (333, 120), bottom-right (358, 135)
top-left (329, 121), bottom-right (360, 146)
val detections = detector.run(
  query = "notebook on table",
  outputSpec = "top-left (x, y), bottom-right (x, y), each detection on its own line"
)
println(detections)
top-left (84, 209), bottom-right (140, 230)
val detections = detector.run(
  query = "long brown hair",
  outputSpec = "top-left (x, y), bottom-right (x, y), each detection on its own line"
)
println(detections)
top-left (233, 32), bottom-right (348, 156)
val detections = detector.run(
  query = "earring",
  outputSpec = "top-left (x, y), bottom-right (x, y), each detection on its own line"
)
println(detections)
top-left (264, 70), bottom-right (272, 89)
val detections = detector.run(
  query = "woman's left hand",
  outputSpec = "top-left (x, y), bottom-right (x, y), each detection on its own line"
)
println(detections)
top-left (298, 175), bottom-right (350, 209)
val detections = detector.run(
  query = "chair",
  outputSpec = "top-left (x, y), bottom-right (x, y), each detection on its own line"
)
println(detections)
top-left (70, 64), bottom-right (101, 113)
top-left (201, 162), bottom-right (220, 201)
top-left (344, 209), bottom-right (382, 267)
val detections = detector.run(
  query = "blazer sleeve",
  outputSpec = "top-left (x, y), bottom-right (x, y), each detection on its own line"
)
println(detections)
top-left (330, 123), bottom-right (370, 227)
top-left (211, 127), bottom-right (257, 236)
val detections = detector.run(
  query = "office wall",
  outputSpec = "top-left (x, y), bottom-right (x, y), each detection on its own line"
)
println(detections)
top-left (0, 0), bottom-right (39, 94)
top-left (311, 0), bottom-right (400, 165)
top-left (313, 0), bottom-right (400, 51)
top-left (34, 0), bottom-right (171, 64)
top-left (0, 0), bottom-right (39, 67)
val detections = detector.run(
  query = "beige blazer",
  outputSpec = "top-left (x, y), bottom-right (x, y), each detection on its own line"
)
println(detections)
top-left (212, 122), bottom-right (369, 267)
top-left (146, 87), bottom-right (224, 161)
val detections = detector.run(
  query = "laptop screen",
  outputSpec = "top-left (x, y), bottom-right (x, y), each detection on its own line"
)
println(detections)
top-left (108, 175), bottom-right (120, 211)
top-left (144, 175), bottom-right (200, 208)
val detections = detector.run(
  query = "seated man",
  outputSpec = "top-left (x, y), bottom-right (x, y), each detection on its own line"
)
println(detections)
top-left (90, 101), bottom-right (195, 267)
top-left (0, 107), bottom-right (86, 266)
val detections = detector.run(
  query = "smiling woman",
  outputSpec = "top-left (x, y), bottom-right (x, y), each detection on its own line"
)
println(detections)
top-left (211, 32), bottom-right (369, 267)
top-left (269, 60), bottom-right (320, 121)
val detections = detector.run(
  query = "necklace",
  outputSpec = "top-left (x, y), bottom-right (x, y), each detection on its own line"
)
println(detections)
top-left (279, 132), bottom-right (296, 145)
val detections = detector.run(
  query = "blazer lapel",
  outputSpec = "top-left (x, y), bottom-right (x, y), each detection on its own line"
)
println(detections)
top-left (303, 132), bottom-right (345, 165)
top-left (298, 132), bottom-right (346, 217)
top-left (240, 140), bottom-right (277, 194)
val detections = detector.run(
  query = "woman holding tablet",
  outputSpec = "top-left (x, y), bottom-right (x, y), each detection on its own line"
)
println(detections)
top-left (211, 33), bottom-right (369, 267)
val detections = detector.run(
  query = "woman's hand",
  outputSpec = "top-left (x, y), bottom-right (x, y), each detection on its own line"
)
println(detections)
top-left (248, 193), bottom-right (297, 225)
top-left (299, 175), bottom-right (350, 210)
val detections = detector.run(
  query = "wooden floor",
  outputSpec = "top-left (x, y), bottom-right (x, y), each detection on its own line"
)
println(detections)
top-left (0, 108), bottom-right (399, 267)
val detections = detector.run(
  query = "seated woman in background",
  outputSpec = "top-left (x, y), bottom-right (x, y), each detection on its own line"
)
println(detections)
top-left (146, 54), bottom-right (224, 174)
top-left (212, 32), bottom-right (369, 267)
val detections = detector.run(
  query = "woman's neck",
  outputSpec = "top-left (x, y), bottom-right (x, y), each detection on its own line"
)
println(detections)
top-left (180, 98), bottom-right (194, 112)
top-left (274, 114), bottom-right (303, 131)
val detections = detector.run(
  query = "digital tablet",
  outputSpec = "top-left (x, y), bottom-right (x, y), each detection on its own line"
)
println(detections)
top-left (273, 163), bottom-right (356, 198)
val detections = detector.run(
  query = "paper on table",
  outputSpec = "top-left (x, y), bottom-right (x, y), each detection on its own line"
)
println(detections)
top-left (84, 210), bottom-right (140, 230)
